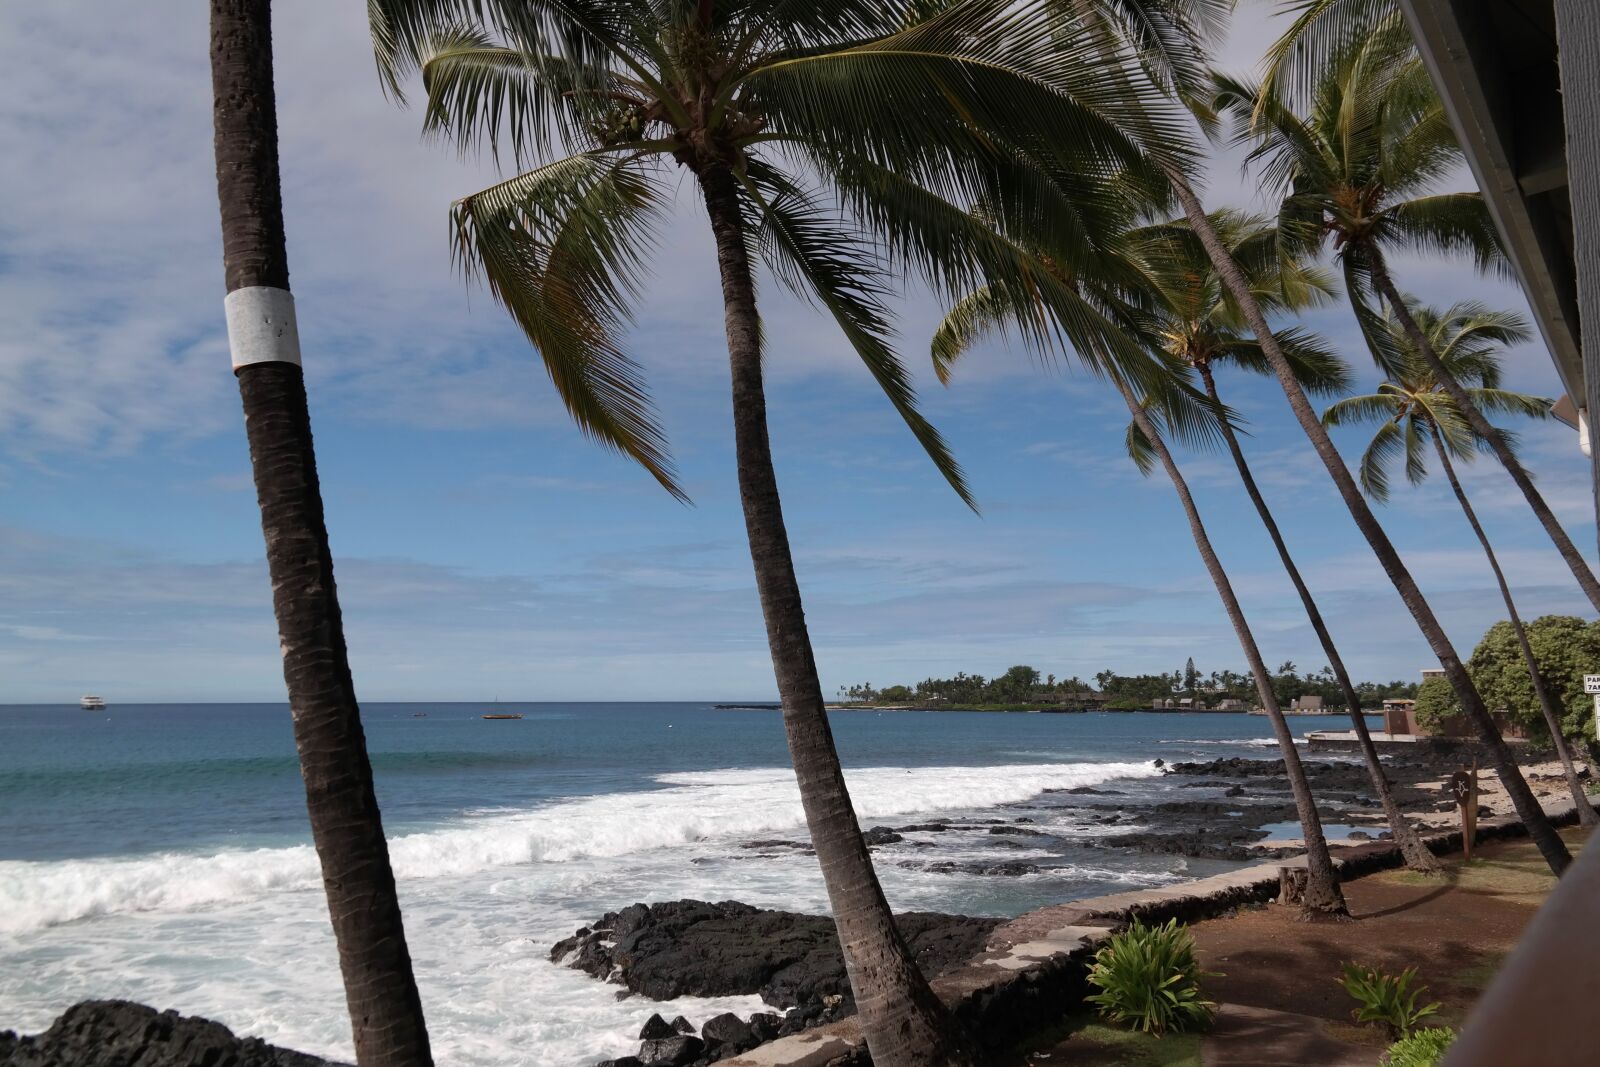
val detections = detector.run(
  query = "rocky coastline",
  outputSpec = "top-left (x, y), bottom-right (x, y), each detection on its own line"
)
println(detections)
top-left (0, 1001), bottom-right (342, 1067)
top-left (553, 751), bottom-right (1577, 1066)
top-left (9, 754), bottom-right (1577, 1067)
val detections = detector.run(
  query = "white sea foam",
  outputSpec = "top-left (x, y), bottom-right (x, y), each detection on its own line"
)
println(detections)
top-left (0, 760), bottom-right (1156, 937)
top-left (1156, 737), bottom-right (1291, 747)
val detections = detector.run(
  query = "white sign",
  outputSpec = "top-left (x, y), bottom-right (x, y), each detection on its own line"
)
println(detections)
top-left (1586, 675), bottom-right (1600, 694)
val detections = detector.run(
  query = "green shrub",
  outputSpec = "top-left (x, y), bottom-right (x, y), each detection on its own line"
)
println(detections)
top-left (1339, 963), bottom-right (1440, 1037)
top-left (1086, 918), bottom-right (1218, 1035)
top-left (1383, 1027), bottom-right (1456, 1067)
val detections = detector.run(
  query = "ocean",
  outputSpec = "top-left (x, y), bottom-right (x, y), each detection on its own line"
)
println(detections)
top-left (0, 702), bottom-right (1350, 1064)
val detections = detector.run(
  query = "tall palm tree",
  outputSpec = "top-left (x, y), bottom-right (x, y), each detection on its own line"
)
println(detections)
top-left (1164, 173), bottom-right (1572, 875)
top-left (208, 2), bottom-right (432, 1063)
top-left (1324, 300), bottom-right (1599, 826)
top-left (1215, 24), bottom-right (1600, 613)
top-left (1135, 210), bottom-right (1441, 871)
top-left (931, 221), bottom-right (1349, 915)
top-left (1120, 380), bottom-right (1347, 913)
top-left (365, 2), bottom-right (1199, 1060)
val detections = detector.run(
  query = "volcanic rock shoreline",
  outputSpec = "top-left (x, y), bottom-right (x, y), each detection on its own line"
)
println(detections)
top-left (10, 755), bottom-right (1569, 1067)
top-left (553, 753), bottom-right (1519, 1065)
top-left (0, 1001), bottom-right (343, 1067)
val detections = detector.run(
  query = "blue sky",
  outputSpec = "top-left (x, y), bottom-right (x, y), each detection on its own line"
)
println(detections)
top-left (1, 1), bottom-right (1593, 703)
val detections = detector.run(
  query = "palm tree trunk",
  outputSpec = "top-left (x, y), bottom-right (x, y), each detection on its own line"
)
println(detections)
top-left (697, 162), bottom-right (974, 1067)
top-left (1368, 253), bottom-right (1600, 613)
top-left (209, 3), bottom-right (432, 1063)
top-left (1199, 366), bottom-right (1442, 871)
top-left (1427, 425), bottom-right (1598, 826)
top-left (1116, 376), bottom-right (1348, 915)
top-left (1168, 172), bottom-right (1572, 875)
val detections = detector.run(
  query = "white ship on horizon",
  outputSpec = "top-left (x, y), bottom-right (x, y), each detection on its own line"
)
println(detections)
top-left (80, 695), bottom-right (106, 710)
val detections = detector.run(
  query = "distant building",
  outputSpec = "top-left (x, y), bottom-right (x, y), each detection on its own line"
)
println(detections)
top-left (1383, 698), bottom-right (1419, 736)
top-left (1420, 667), bottom-right (1446, 682)
top-left (1290, 695), bottom-right (1325, 713)
top-left (1216, 698), bottom-right (1248, 712)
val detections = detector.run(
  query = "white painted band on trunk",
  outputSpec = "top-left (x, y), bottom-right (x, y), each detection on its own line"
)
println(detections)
top-left (225, 286), bottom-right (302, 370)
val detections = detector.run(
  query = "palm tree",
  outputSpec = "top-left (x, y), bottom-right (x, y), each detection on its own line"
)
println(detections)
top-left (365, 2), bottom-right (1199, 1060)
top-left (930, 219), bottom-right (1349, 915)
top-left (208, 2), bottom-right (432, 1063)
top-left (1324, 300), bottom-right (1599, 827)
top-left (1164, 173), bottom-right (1572, 875)
top-left (1135, 210), bottom-right (1441, 870)
top-left (1118, 379), bottom-right (1348, 913)
top-left (1215, 23), bottom-right (1600, 613)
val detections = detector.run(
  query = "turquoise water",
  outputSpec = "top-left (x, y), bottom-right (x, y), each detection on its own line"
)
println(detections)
top-left (0, 703), bottom-right (1349, 1064)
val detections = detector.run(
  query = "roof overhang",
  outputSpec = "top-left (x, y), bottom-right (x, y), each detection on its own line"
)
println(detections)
top-left (1399, 0), bottom-right (1584, 404)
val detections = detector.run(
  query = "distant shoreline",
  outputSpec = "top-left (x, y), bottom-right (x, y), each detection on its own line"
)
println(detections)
top-left (713, 702), bottom-right (1382, 715)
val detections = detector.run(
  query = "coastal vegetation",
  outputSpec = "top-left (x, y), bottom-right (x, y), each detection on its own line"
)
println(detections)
top-left (1085, 920), bottom-right (1218, 1036)
top-left (843, 663), bottom-right (1422, 711)
top-left (180, 0), bottom-right (1600, 1062)
top-left (1415, 614), bottom-right (1600, 758)
top-left (1190, 9), bottom-right (1573, 875)
top-left (1325, 302), bottom-right (1599, 824)
top-left (364, 1), bottom-right (1221, 1061)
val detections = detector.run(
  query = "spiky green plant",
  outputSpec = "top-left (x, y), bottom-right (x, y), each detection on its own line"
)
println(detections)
top-left (1087, 919), bottom-right (1219, 1035)
top-left (1339, 962), bottom-right (1440, 1038)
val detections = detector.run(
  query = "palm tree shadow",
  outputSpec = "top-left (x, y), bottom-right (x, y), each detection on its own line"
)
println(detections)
top-left (1357, 872), bottom-right (1461, 920)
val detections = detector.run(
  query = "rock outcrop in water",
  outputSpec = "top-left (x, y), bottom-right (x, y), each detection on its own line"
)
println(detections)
top-left (552, 899), bottom-right (999, 1011)
top-left (0, 1001), bottom-right (340, 1067)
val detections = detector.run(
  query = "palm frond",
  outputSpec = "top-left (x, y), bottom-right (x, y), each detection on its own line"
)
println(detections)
top-left (1380, 193), bottom-right (1507, 276)
top-left (368, 0), bottom-right (641, 98)
top-left (931, 285), bottom-right (1015, 384)
top-left (739, 163), bottom-right (975, 509)
top-left (1322, 391), bottom-right (1405, 428)
top-left (741, 0), bottom-right (1197, 191)
top-left (1256, 0), bottom-right (1400, 116)
top-left (1355, 415), bottom-right (1403, 500)
top-left (452, 150), bottom-right (684, 500)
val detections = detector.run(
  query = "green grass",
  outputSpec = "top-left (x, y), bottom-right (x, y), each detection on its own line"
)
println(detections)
top-left (1004, 1011), bottom-right (1202, 1067)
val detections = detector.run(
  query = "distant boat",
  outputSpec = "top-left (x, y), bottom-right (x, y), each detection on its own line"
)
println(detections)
top-left (482, 713), bottom-right (523, 720)
top-left (80, 695), bottom-right (106, 711)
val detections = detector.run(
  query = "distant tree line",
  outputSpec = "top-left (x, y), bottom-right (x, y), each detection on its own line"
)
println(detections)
top-left (840, 658), bottom-right (1418, 710)
top-left (1414, 615), bottom-right (1600, 762)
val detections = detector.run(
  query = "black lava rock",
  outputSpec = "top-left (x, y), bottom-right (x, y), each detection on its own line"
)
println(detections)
top-left (638, 1014), bottom-right (675, 1041)
top-left (0, 1001), bottom-right (341, 1067)
top-left (637, 1035), bottom-right (702, 1066)
top-left (699, 1012), bottom-right (756, 1055)
top-left (551, 900), bottom-right (998, 1011)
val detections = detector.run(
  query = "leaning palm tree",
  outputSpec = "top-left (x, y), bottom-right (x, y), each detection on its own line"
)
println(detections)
top-left (1324, 300), bottom-right (1599, 827)
top-left (366, 1), bottom-right (1201, 1060)
top-left (208, 1), bottom-right (432, 1063)
top-left (1134, 210), bottom-right (1441, 870)
top-left (1121, 381), bottom-right (1347, 914)
top-left (931, 218), bottom-right (1350, 915)
top-left (1163, 173), bottom-right (1572, 875)
top-left (1215, 25), bottom-right (1600, 613)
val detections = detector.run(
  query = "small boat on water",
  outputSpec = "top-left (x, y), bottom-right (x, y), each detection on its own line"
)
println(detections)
top-left (482, 713), bottom-right (523, 720)
top-left (80, 695), bottom-right (107, 711)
